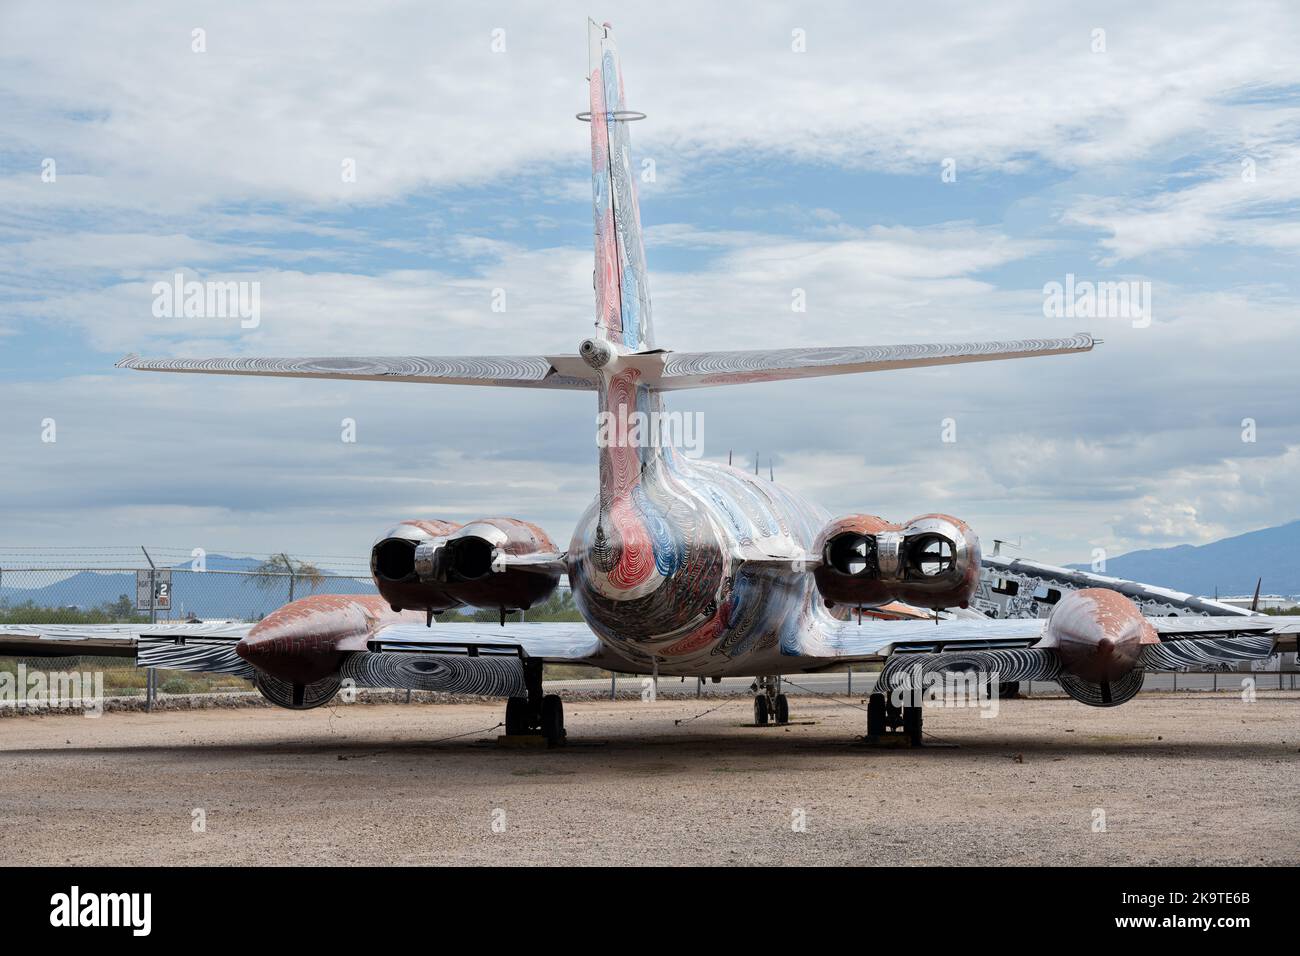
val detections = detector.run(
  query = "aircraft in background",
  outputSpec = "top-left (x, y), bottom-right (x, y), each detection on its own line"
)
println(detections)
top-left (6, 21), bottom-right (1295, 745)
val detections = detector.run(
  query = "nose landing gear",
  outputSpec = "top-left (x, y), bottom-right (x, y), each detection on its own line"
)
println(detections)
top-left (752, 675), bottom-right (790, 726)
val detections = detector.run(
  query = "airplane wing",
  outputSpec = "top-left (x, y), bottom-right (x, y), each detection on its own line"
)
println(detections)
top-left (0, 619), bottom-right (604, 679)
top-left (116, 354), bottom-right (598, 390)
top-left (791, 612), bottom-right (1291, 708)
top-left (0, 622), bottom-right (252, 659)
top-left (367, 620), bottom-right (603, 663)
top-left (650, 334), bottom-right (1095, 390)
top-left (977, 554), bottom-right (1251, 617)
top-left (795, 612), bottom-right (1286, 662)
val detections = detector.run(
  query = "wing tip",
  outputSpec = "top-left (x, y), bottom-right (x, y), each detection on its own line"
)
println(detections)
top-left (115, 352), bottom-right (140, 369)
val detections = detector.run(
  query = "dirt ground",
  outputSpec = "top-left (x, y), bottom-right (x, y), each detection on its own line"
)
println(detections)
top-left (2, 692), bottom-right (1297, 866)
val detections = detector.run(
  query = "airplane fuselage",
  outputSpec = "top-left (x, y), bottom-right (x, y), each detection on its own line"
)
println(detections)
top-left (566, 368), bottom-right (842, 677)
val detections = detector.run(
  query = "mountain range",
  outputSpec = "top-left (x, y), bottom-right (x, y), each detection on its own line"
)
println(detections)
top-left (1065, 519), bottom-right (1300, 597)
top-left (0, 555), bottom-right (375, 620)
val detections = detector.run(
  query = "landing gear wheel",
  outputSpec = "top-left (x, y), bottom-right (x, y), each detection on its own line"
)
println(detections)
top-left (885, 702), bottom-right (903, 732)
top-left (753, 694), bottom-right (770, 726)
top-left (998, 681), bottom-right (1020, 699)
top-left (505, 696), bottom-right (529, 736)
top-left (774, 694), bottom-right (790, 725)
top-left (540, 694), bottom-right (565, 746)
top-left (902, 706), bottom-right (923, 748)
top-left (867, 692), bottom-right (886, 738)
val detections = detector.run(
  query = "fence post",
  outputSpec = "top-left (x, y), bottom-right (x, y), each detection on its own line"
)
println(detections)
top-left (609, 672), bottom-right (616, 701)
top-left (141, 547), bottom-right (157, 712)
top-left (847, 669), bottom-right (852, 695)
top-left (282, 553), bottom-right (295, 603)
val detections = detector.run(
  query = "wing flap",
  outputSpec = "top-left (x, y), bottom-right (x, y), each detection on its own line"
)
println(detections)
top-left (368, 621), bottom-right (602, 663)
top-left (341, 650), bottom-right (527, 696)
top-left (137, 634), bottom-right (255, 677)
top-left (1141, 634), bottom-right (1277, 671)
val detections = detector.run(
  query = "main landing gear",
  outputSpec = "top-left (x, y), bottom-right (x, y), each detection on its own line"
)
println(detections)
top-left (752, 675), bottom-right (790, 726)
top-left (504, 659), bottom-right (566, 747)
top-left (865, 691), bottom-right (923, 747)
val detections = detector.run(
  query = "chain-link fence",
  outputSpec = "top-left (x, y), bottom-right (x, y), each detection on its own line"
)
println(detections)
top-left (1, 555), bottom-right (1295, 708)
top-left (0, 565), bottom-right (379, 625)
top-left (0, 557), bottom-right (380, 704)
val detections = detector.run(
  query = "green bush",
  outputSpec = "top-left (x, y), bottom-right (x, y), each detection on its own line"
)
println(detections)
top-left (159, 676), bottom-right (192, 694)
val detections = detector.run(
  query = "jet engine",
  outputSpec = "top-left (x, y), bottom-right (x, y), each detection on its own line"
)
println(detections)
top-left (814, 513), bottom-right (981, 610)
top-left (370, 520), bottom-right (464, 615)
top-left (1043, 588), bottom-right (1153, 706)
top-left (370, 517), bottom-right (560, 615)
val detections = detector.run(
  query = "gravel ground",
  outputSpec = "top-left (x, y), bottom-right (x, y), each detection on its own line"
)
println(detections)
top-left (1, 691), bottom-right (1297, 866)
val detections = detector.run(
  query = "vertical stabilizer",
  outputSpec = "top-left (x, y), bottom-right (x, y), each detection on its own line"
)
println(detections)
top-left (587, 20), bottom-right (654, 351)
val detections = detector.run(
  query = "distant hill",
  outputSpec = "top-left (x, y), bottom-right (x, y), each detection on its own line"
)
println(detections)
top-left (0, 555), bottom-right (375, 620)
top-left (1066, 520), bottom-right (1300, 597)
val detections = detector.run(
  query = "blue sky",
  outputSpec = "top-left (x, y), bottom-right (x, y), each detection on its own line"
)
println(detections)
top-left (1, 0), bottom-right (1299, 572)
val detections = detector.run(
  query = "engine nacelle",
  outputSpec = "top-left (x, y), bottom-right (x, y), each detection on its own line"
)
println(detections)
top-left (370, 519), bottom-right (464, 615)
top-left (370, 517), bottom-right (559, 614)
top-left (814, 513), bottom-right (981, 610)
top-left (1043, 588), bottom-right (1153, 706)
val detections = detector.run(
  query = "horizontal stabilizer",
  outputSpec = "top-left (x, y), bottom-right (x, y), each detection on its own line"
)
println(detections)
top-left (651, 334), bottom-right (1095, 390)
top-left (117, 353), bottom-right (598, 390)
top-left (116, 335), bottom-right (1094, 394)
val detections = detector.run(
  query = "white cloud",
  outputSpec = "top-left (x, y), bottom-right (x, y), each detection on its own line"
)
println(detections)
top-left (1065, 146), bottom-right (1300, 261)
top-left (4, 0), bottom-right (1300, 570)
top-left (3, 1), bottom-right (1300, 209)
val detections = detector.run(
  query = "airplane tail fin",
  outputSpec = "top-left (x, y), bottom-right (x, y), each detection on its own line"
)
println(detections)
top-left (586, 20), bottom-right (653, 352)
top-left (119, 23), bottom-right (1098, 403)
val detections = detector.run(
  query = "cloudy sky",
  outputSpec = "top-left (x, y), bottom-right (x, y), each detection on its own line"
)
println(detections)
top-left (2, 0), bottom-right (1298, 572)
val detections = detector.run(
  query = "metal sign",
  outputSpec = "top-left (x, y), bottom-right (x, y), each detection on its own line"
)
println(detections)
top-left (135, 569), bottom-right (172, 611)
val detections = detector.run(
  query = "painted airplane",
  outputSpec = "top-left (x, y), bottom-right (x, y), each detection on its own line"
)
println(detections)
top-left (6, 21), bottom-right (1295, 745)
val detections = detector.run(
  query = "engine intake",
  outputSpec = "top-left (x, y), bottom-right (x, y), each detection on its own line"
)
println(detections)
top-left (814, 513), bottom-right (981, 610)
